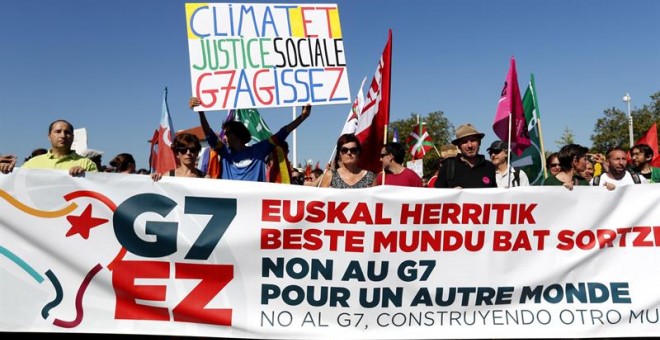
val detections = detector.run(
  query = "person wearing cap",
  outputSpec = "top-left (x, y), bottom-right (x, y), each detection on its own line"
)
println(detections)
top-left (433, 123), bottom-right (496, 188)
top-left (80, 149), bottom-right (104, 172)
top-left (487, 140), bottom-right (529, 188)
top-left (15, 119), bottom-right (98, 176)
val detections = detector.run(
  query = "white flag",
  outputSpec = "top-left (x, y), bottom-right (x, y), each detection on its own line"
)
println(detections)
top-left (340, 76), bottom-right (367, 135)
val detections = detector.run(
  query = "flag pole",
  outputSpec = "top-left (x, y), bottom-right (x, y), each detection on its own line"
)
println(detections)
top-left (382, 123), bottom-right (388, 184)
top-left (292, 107), bottom-right (298, 167)
top-left (507, 111), bottom-right (513, 188)
top-left (381, 29), bottom-right (393, 185)
top-left (316, 147), bottom-right (337, 187)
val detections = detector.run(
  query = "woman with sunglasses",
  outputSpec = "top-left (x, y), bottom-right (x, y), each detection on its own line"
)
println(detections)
top-left (152, 133), bottom-right (209, 181)
top-left (320, 134), bottom-right (375, 188)
top-left (545, 153), bottom-right (561, 177)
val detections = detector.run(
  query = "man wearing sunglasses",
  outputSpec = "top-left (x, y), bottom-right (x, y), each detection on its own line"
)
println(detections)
top-left (373, 142), bottom-right (422, 187)
top-left (487, 140), bottom-right (529, 188)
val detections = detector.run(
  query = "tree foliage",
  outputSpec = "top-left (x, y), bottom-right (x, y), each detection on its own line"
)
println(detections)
top-left (590, 91), bottom-right (660, 153)
top-left (555, 127), bottom-right (575, 149)
top-left (388, 111), bottom-right (453, 179)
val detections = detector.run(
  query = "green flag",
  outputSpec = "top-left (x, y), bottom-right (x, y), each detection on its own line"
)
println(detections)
top-left (511, 74), bottom-right (545, 185)
top-left (235, 109), bottom-right (273, 144)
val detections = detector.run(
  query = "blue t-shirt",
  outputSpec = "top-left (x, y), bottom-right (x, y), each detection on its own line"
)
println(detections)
top-left (207, 127), bottom-right (288, 182)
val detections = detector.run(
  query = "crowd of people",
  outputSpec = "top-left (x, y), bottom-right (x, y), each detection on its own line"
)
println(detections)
top-left (1, 107), bottom-right (658, 189)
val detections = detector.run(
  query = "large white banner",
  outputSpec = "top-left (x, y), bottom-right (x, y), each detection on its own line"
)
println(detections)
top-left (1, 169), bottom-right (659, 339)
top-left (185, 3), bottom-right (350, 110)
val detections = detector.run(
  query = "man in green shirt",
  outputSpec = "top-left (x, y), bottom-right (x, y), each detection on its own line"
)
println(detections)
top-left (20, 119), bottom-right (98, 176)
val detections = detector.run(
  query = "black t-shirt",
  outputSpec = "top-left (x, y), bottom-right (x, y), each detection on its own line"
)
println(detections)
top-left (434, 155), bottom-right (497, 188)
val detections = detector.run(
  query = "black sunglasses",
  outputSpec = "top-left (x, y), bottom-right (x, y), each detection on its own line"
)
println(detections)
top-left (174, 147), bottom-right (199, 154)
top-left (340, 147), bottom-right (359, 154)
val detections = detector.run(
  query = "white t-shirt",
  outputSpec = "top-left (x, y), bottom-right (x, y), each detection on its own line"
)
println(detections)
top-left (590, 171), bottom-right (648, 188)
top-left (495, 165), bottom-right (530, 188)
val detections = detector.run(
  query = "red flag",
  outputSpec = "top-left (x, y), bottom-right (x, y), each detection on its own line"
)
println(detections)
top-left (315, 161), bottom-right (320, 170)
top-left (148, 129), bottom-right (159, 173)
top-left (493, 57), bottom-right (531, 156)
top-left (634, 123), bottom-right (660, 167)
top-left (407, 124), bottom-right (433, 160)
top-left (152, 88), bottom-right (177, 174)
top-left (355, 30), bottom-right (392, 173)
top-left (305, 162), bottom-right (312, 178)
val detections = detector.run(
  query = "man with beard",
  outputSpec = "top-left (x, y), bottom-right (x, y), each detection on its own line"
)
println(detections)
top-left (433, 124), bottom-right (496, 188)
top-left (591, 146), bottom-right (647, 189)
top-left (630, 143), bottom-right (660, 183)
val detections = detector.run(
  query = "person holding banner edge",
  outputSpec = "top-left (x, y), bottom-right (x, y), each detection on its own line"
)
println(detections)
top-left (4, 119), bottom-right (98, 177)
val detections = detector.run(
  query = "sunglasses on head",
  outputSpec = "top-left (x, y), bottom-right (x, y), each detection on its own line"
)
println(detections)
top-left (174, 146), bottom-right (198, 154)
top-left (340, 147), bottom-right (359, 154)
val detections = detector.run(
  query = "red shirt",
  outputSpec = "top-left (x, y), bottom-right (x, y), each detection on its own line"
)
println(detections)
top-left (374, 168), bottom-right (423, 187)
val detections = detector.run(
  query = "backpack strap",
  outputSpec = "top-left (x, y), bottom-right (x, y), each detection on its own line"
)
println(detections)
top-left (627, 169), bottom-right (641, 184)
top-left (513, 168), bottom-right (520, 187)
top-left (448, 157), bottom-right (457, 187)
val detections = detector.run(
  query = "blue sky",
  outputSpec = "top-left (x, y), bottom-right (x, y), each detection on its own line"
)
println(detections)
top-left (1, 0), bottom-right (658, 170)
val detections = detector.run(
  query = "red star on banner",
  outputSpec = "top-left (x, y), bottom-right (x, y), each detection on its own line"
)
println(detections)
top-left (66, 204), bottom-right (108, 239)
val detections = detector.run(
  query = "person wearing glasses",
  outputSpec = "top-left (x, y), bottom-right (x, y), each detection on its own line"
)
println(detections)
top-left (630, 143), bottom-right (660, 183)
top-left (152, 133), bottom-right (209, 181)
top-left (320, 133), bottom-right (375, 188)
top-left (487, 140), bottom-right (529, 188)
top-left (372, 142), bottom-right (422, 187)
top-left (190, 97), bottom-right (311, 182)
top-left (542, 144), bottom-right (590, 189)
top-left (545, 153), bottom-right (561, 178)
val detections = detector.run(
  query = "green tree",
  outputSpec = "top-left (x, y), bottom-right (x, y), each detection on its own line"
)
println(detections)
top-left (389, 111), bottom-right (453, 179)
top-left (555, 127), bottom-right (575, 149)
top-left (590, 91), bottom-right (660, 153)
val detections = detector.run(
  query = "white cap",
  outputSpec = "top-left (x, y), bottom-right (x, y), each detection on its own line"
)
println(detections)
top-left (81, 149), bottom-right (104, 158)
